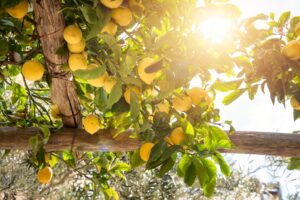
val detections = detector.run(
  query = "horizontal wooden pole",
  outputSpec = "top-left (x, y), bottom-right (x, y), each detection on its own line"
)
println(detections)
top-left (0, 127), bottom-right (140, 152)
top-left (226, 131), bottom-right (300, 158)
top-left (0, 128), bottom-right (299, 157)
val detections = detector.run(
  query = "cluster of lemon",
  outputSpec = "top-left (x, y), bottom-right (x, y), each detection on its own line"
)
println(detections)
top-left (63, 25), bottom-right (87, 71)
top-left (82, 56), bottom-right (212, 135)
top-left (281, 22), bottom-right (300, 110)
top-left (63, 24), bottom-right (120, 94)
top-left (172, 87), bottom-right (211, 112)
top-left (100, 0), bottom-right (144, 36)
top-left (37, 153), bottom-right (53, 185)
top-left (139, 127), bottom-right (186, 162)
top-left (81, 57), bottom-right (154, 135)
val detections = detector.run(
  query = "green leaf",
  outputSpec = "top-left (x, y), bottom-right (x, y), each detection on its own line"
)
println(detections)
top-left (62, 151), bottom-right (76, 168)
top-left (247, 85), bottom-right (258, 100)
top-left (146, 141), bottom-right (167, 169)
top-left (121, 77), bottom-right (142, 88)
top-left (193, 157), bottom-right (217, 197)
top-left (158, 153), bottom-right (177, 177)
top-left (287, 157), bottom-right (300, 170)
top-left (29, 135), bottom-right (40, 155)
top-left (111, 161), bottom-right (131, 172)
top-left (130, 150), bottom-right (145, 168)
top-left (177, 154), bottom-right (191, 177)
top-left (98, 34), bottom-right (121, 62)
top-left (36, 148), bottom-right (46, 168)
top-left (0, 0), bottom-right (22, 9)
top-left (0, 37), bottom-right (9, 58)
top-left (278, 11), bottom-right (290, 26)
top-left (184, 161), bottom-right (197, 186)
top-left (185, 121), bottom-right (194, 136)
top-left (130, 91), bottom-right (140, 121)
top-left (119, 51), bottom-right (138, 77)
top-left (86, 6), bottom-right (111, 40)
top-left (212, 152), bottom-right (231, 177)
top-left (48, 154), bottom-right (58, 168)
top-left (38, 125), bottom-right (51, 144)
top-left (294, 109), bottom-right (300, 121)
top-left (73, 66), bottom-right (105, 79)
top-left (222, 89), bottom-right (246, 105)
top-left (160, 145), bottom-right (180, 162)
top-left (208, 126), bottom-right (232, 150)
top-left (104, 187), bottom-right (119, 200)
top-left (80, 5), bottom-right (98, 24)
top-left (107, 81), bottom-right (122, 109)
top-left (95, 88), bottom-right (108, 111)
top-left (212, 79), bottom-right (243, 92)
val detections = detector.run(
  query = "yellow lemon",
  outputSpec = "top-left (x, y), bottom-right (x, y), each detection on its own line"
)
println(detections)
top-left (295, 22), bottom-right (300, 36)
top-left (67, 38), bottom-right (86, 53)
top-left (172, 95), bottom-right (192, 112)
top-left (156, 101), bottom-right (169, 113)
top-left (22, 60), bottom-right (45, 81)
top-left (112, 7), bottom-right (133, 26)
top-left (100, 0), bottom-right (123, 8)
top-left (68, 53), bottom-right (87, 71)
top-left (50, 104), bottom-right (61, 119)
top-left (101, 21), bottom-right (118, 36)
top-left (290, 96), bottom-right (300, 110)
top-left (37, 167), bottom-right (53, 184)
top-left (139, 142), bottom-right (154, 162)
top-left (103, 77), bottom-right (117, 93)
top-left (83, 115), bottom-right (101, 135)
top-left (63, 25), bottom-right (82, 44)
top-left (282, 40), bottom-right (300, 60)
top-left (187, 87), bottom-right (211, 105)
top-left (6, 0), bottom-right (28, 19)
top-left (124, 85), bottom-right (141, 104)
top-left (170, 127), bottom-right (186, 145)
top-left (138, 57), bottom-right (157, 84)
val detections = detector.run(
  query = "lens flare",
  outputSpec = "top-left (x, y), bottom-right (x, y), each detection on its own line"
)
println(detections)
top-left (199, 18), bottom-right (232, 43)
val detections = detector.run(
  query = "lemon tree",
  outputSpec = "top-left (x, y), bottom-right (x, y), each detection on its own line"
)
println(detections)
top-left (0, 0), bottom-right (300, 199)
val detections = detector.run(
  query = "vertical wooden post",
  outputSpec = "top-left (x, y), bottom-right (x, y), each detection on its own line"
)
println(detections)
top-left (32, 0), bottom-right (81, 127)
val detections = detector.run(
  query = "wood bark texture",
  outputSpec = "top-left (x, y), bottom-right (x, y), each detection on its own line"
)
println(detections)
top-left (32, 0), bottom-right (81, 127)
top-left (0, 127), bottom-right (139, 152)
top-left (0, 128), bottom-right (300, 157)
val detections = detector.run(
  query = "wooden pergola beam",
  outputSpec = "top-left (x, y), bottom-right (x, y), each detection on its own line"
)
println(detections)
top-left (0, 128), bottom-right (300, 157)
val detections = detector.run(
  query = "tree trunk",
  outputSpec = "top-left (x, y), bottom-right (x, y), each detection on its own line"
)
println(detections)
top-left (0, 128), bottom-right (299, 157)
top-left (32, 0), bottom-right (81, 127)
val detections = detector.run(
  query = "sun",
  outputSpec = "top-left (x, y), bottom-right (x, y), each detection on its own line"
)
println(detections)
top-left (198, 18), bottom-right (232, 43)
